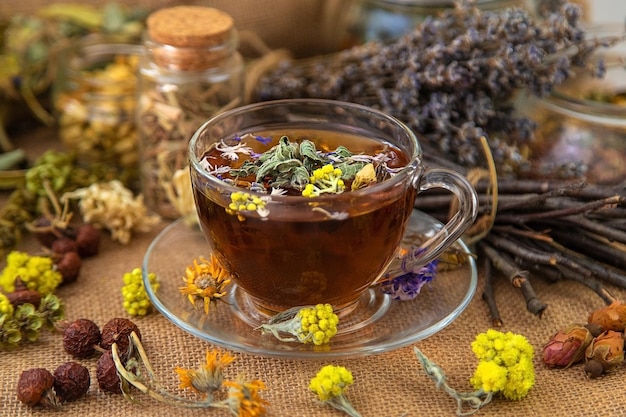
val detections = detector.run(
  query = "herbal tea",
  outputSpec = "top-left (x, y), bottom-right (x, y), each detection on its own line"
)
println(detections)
top-left (191, 129), bottom-right (417, 312)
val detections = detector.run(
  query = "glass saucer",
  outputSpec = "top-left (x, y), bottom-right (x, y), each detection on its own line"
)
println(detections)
top-left (142, 210), bottom-right (477, 359)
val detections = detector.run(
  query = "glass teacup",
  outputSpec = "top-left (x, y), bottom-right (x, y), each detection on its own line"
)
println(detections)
top-left (188, 99), bottom-right (478, 316)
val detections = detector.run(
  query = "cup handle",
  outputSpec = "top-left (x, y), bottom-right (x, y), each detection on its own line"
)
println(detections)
top-left (382, 168), bottom-right (479, 280)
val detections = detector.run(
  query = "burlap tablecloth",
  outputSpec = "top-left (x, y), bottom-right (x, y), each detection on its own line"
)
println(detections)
top-left (1, 129), bottom-right (625, 417)
top-left (3, 1), bottom-right (624, 416)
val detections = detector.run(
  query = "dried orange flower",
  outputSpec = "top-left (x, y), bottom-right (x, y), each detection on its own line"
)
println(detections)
top-left (587, 301), bottom-right (626, 332)
top-left (175, 348), bottom-right (236, 397)
top-left (179, 255), bottom-right (231, 313)
top-left (223, 378), bottom-right (269, 417)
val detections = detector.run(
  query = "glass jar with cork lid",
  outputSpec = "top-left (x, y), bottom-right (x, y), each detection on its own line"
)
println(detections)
top-left (137, 6), bottom-right (245, 219)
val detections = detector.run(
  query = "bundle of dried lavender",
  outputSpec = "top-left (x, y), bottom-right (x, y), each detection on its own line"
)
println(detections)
top-left (255, 1), bottom-right (613, 171)
top-left (415, 178), bottom-right (626, 325)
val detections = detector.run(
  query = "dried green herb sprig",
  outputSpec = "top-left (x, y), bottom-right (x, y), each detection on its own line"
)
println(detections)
top-left (0, 293), bottom-right (64, 349)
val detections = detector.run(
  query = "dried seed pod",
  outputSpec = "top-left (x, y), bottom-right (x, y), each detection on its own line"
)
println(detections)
top-left (63, 318), bottom-right (101, 359)
top-left (584, 358), bottom-right (605, 379)
top-left (53, 362), bottom-right (90, 402)
top-left (100, 317), bottom-right (141, 353)
top-left (55, 251), bottom-right (82, 284)
top-left (16, 368), bottom-right (59, 408)
top-left (6, 289), bottom-right (42, 308)
top-left (75, 223), bottom-right (101, 258)
top-left (96, 350), bottom-right (123, 394)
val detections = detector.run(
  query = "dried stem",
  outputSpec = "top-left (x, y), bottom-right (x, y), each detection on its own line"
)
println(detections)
top-left (479, 247), bottom-right (503, 327)
top-left (519, 277), bottom-right (547, 318)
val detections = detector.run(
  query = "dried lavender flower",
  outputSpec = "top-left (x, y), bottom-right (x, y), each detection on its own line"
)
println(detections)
top-left (256, 1), bottom-right (616, 172)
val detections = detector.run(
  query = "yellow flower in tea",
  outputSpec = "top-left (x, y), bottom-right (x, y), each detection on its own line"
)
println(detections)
top-left (179, 255), bottom-right (231, 313)
top-left (227, 191), bottom-right (269, 218)
top-left (174, 348), bottom-right (235, 397)
top-left (259, 303), bottom-right (339, 345)
top-left (302, 164), bottom-right (345, 197)
top-left (223, 377), bottom-right (269, 417)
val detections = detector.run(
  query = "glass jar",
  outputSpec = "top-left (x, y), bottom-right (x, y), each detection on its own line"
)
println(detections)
top-left (514, 29), bottom-right (626, 184)
top-left (137, 6), bottom-right (245, 219)
top-left (341, 0), bottom-right (531, 46)
top-left (53, 35), bottom-right (143, 186)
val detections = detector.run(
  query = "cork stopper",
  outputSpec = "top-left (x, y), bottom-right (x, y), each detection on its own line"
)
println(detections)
top-left (145, 6), bottom-right (236, 70)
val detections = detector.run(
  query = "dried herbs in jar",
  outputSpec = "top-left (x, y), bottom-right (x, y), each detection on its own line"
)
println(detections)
top-left (53, 36), bottom-right (143, 186)
top-left (137, 6), bottom-right (245, 218)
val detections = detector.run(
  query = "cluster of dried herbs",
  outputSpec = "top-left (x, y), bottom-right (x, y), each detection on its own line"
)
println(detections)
top-left (255, 1), bottom-right (613, 173)
top-left (415, 178), bottom-right (626, 324)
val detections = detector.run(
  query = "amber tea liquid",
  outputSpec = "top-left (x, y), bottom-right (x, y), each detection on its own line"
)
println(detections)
top-left (192, 129), bottom-right (417, 313)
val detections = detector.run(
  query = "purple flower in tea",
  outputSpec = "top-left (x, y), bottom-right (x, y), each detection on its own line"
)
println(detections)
top-left (381, 259), bottom-right (438, 301)
top-left (254, 135), bottom-right (272, 145)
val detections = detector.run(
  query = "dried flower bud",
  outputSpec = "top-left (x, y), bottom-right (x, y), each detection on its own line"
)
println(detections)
top-left (543, 324), bottom-right (593, 368)
top-left (585, 330), bottom-right (625, 375)
top-left (53, 362), bottom-right (90, 402)
top-left (63, 318), bottom-right (101, 359)
top-left (587, 301), bottom-right (626, 332)
top-left (96, 350), bottom-right (123, 394)
top-left (16, 368), bottom-right (59, 408)
top-left (100, 317), bottom-right (141, 353)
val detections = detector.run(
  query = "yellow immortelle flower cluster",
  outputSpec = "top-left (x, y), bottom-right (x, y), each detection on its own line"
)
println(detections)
top-left (0, 293), bottom-right (14, 317)
top-left (302, 164), bottom-right (345, 197)
top-left (259, 303), bottom-right (340, 346)
top-left (121, 268), bottom-right (159, 316)
top-left (309, 365), bottom-right (354, 402)
top-left (298, 303), bottom-right (339, 346)
top-left (0, 251), bottom-right (62, 294)
top-left (470, 329), bottom-right (535, 400)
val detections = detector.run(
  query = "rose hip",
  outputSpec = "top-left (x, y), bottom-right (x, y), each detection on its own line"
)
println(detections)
top-left (53, 362), bottom-right (90, 402)
top-left (100, 317), bottom-right (141, 354)
top-left (63, 318), bottom-right (101, 359)
top-left (16, 368), bottom-right (59, 408)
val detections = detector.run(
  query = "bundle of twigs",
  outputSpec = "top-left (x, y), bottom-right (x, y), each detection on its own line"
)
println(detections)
top-left (416, 175), bottom-right (626, 325)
